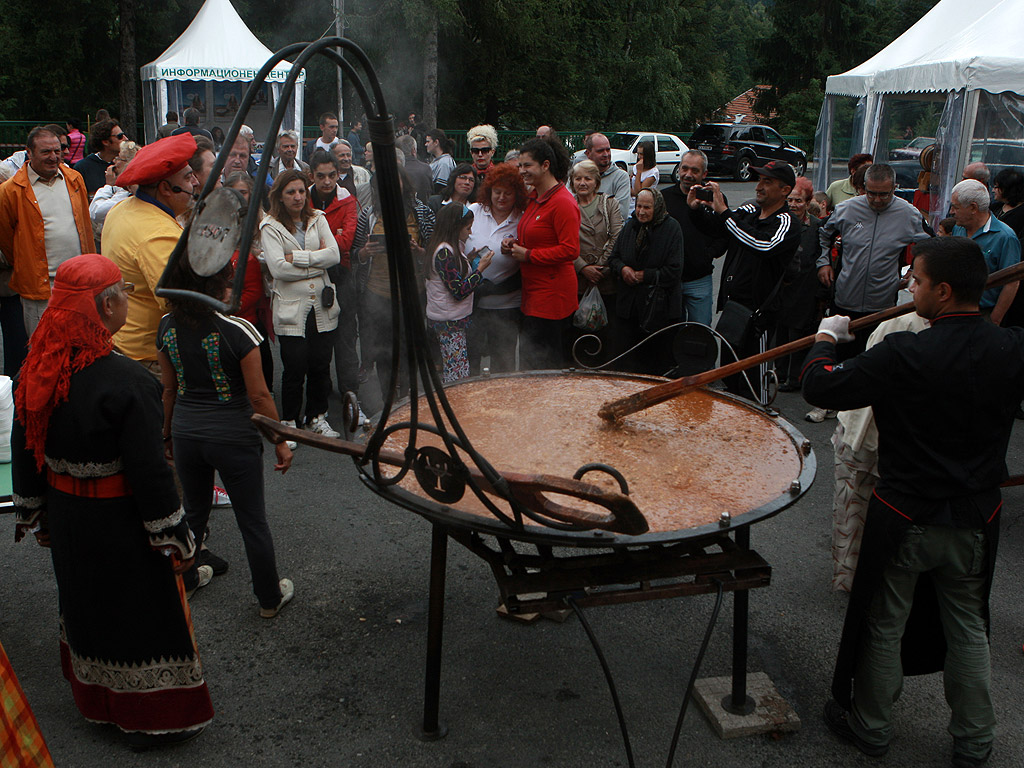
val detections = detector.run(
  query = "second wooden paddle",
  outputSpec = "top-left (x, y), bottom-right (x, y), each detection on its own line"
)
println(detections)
top-left (598, 259), bottom-right (1024, 422)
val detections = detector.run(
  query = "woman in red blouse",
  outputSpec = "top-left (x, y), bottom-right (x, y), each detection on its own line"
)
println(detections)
top-left (501, 136), bottom-right (580, 370)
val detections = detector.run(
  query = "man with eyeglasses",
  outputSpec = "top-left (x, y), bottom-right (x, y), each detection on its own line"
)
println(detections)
top-left (0, 126), bottom-right (93, 337)
top-left (466, 124), bottom-right (497, 202)
top-left (817, 163), bottom-right (930, 358)
top-left (100, 133), bottom-right (199, 371)
top-left (73, 119), bottom-right (126, 198)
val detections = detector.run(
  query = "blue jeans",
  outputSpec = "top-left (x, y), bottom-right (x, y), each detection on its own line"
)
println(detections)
top-left (680, 274), bottom-right (713, 326)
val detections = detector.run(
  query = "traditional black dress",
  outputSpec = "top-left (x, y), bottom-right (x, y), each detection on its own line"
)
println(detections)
top-left (13, 351), bottom-right (214, 734)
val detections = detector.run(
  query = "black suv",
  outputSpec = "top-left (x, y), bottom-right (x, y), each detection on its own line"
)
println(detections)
top-left (689, 123), bottom-right (807, 181)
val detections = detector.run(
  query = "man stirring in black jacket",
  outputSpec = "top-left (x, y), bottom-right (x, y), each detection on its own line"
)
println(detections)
top-left (803, 236), bottom-right (1020, 768)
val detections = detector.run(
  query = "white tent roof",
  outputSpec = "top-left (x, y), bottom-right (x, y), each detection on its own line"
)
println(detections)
top-left (826, 0), bottom-right (1024, 97)
top-left (140, 0), bottom-right (303, 83)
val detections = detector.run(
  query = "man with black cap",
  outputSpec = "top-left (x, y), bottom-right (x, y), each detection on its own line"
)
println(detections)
top-left (100, 132), bottom-right (199, 371)
top-left (688, 159), bottom-right (801, 404)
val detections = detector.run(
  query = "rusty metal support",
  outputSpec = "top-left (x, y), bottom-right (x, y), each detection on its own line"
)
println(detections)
top-left (723, 526), bottom-right (756, 715)
top-left (416, 524), bottom-right (449, 740)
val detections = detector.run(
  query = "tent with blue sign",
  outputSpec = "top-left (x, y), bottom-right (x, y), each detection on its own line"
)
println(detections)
top-left (140, 0), bottom-right (305, 150)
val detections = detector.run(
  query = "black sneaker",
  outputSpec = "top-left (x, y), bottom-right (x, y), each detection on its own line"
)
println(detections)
top-left (127, 725), bottom-right (206, 751)
top-left (823, 699), bottom-right (888, 758)
top-left (952, 748), bottom-right (992, 767)
top-left (199, 548), bottom-right (229, 576)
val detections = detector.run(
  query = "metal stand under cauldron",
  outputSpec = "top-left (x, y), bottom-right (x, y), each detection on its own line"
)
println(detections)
top-left (157, 39), bottom-right (816, 767)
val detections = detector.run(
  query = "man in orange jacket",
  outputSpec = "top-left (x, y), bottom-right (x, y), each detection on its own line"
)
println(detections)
top-left (0, 126), bottom-right (93, 337)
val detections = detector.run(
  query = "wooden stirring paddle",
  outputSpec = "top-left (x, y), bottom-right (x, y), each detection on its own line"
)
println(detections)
top-left (598, 260), bottom-right (1024, 423)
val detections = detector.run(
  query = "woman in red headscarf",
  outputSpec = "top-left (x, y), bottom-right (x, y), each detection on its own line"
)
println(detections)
top-left (11, 254), bottom-right (213, 749)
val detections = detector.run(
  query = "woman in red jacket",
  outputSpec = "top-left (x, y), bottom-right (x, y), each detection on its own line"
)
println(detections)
top-left (501, 136), bottom-right (580, 370)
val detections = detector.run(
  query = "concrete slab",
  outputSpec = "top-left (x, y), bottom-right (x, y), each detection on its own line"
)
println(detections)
top-left (694, 672), bottom-right (802, 738)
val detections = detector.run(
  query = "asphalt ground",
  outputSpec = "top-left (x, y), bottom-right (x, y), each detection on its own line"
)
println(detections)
top-left (4, 180), bottom-right (1023, 767)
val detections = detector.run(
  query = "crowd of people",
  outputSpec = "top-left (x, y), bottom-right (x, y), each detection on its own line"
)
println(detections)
top-left (2, 109), bottom-right (1024, 768)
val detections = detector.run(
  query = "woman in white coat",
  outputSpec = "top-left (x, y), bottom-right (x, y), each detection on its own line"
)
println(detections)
top-left (260, 169), bottom-right (342, 440)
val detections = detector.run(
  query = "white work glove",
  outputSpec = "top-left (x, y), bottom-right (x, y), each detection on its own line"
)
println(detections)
top-left (817, 315), bottom-right (854, 344)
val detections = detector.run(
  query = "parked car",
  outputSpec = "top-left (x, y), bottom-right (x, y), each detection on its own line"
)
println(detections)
top-left (889, 136), bottom-right (934, 162)
top-left (689, 123), bottom-right (807, 181)
top-left (570, 132), bottom-right (689, 181)
top-left (890, 138), bottom-right (1024, 188)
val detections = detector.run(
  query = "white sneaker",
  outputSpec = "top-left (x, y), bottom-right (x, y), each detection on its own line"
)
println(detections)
top-left (805, 407), bottom-right (838, 423)
top-left (186, 565), bottom-right (214, 599)
top-left (280, 419), bottom-right (298, 450)
top-left (211, 485), bottom-right (231, 507)
top-left (260, 578), bottom-right (294, 618)
top-left (306, 414), bottom-right (340, 439)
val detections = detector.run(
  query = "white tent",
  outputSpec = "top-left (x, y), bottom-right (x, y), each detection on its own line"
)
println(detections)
top-left (140, 0), bottom-right (305, 151)
top-left (814, 0), bottom-right (1024, 221)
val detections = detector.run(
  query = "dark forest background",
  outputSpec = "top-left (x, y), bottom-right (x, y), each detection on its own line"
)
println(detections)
top-left (0, 0), bottom-right (941, 137)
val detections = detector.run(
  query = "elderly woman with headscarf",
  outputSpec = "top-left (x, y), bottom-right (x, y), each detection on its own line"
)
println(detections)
top-left (11, 254), bottom-right (213, 749)
top-left (607, 187), bottom-right (683, 374)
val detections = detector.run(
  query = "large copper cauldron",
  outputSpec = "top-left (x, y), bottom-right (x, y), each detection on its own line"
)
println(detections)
top-left (375, 370), bottom-right (813, 547)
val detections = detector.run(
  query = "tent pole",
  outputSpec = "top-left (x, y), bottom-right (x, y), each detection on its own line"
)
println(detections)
top-left (156, 80), bottom-right (169, 145)
top-left (812, 95), bottom-right (834, 192)
top-left (295, 79), bottom-right (305, 160)
top-left (335, 0), bottom-right (344, 124)
top-left (956, 90), bottom-right (981, 181)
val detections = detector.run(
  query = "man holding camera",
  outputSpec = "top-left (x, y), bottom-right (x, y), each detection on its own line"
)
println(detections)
top-left (688, 160), bottom-right (801, 403)
top-left (663, 149), bottom-right (728, 326)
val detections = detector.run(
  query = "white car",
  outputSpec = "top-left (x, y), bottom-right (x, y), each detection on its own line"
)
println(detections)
top-left (572, 132), bottom-right (690, 181)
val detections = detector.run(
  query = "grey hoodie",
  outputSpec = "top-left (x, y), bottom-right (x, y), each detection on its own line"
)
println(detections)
top-left (817, 194), bottom-right (929, 312)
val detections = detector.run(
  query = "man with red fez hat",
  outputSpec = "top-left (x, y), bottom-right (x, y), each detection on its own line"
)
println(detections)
top-left (12, 253), bottom-right (213, 749)
top-left (100, 132), bottom-right (199, 370)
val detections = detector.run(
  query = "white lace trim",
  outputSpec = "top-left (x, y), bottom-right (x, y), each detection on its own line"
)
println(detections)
top-left (60, 620), bottom-right (205, 691)
top-left (45, 456), bottom-right (124, 478)
top-left (13, 493), bottom-right (45, 510)
top-left (68, 648), bottom-right (205, 691)
top-left (148, 519), bottom-right (196, 561)
top-left (144, 506), bottom-right (185, 533)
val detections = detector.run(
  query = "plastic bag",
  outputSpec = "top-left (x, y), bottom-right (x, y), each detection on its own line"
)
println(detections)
top-left (573, 285), bottom-right (608, 331)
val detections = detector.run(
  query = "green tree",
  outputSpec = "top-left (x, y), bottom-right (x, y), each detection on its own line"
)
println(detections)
top-left (753, 0), bottom-right (942, 134)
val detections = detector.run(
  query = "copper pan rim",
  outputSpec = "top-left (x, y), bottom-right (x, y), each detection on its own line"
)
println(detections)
top-left (362, 368), bottom-right (817, 547)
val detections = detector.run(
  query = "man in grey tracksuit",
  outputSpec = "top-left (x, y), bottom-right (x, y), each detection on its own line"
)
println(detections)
top-left (817, 163), bottom-right (931, 357)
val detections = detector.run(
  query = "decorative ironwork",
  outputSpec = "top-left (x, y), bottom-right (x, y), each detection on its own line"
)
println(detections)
top-left (572, 320), bottom-right (780, 409)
